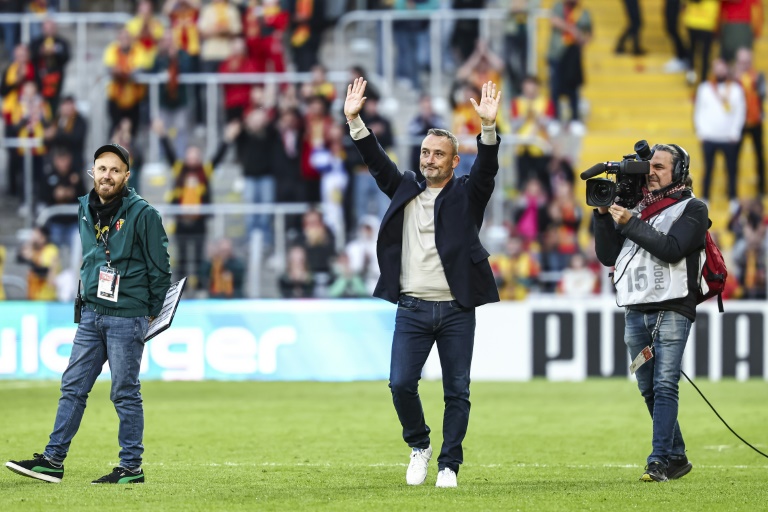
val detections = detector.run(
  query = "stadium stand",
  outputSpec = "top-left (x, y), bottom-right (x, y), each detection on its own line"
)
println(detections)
top-left (0, 0), bottom-right (766, 300)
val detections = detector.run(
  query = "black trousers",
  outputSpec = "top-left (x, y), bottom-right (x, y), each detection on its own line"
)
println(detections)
top-left (738, 123), bottom-right (766, 194)
top-left (701, 141), bottom-right (739, 200)
top-left (616, 0), bottom-right (643, 53)
top-left (107, 101), bottom-right (140, 138)
top-left (175, 219), bottom-right (206, 287)
top-left (687, 29), bottom-right (713, 82)
top-left (665, 0), bottom-right (687, 60)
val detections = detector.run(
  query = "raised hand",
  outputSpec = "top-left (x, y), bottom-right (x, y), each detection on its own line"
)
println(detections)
top-left (344, 77), bottom-right (367, 120)
top-left (469, 81), bottom-right (502, 127)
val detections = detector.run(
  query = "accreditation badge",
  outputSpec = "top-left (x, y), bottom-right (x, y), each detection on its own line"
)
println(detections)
top-left (629, 346), bottom-right (653, 374)
top-left (97, 266), bottom-right (120, 302)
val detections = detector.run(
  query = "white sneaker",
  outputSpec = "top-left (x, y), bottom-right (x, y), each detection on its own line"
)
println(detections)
top-left (405, 446), bottom-right (432, 485)
top-left (435, 468), bottom-right (457, 488)
top-left (664, 58), bottom-right (687, 73)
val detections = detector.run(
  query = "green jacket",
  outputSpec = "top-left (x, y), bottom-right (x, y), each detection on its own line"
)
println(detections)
top-left (78, 188), bottom-right (172, 317)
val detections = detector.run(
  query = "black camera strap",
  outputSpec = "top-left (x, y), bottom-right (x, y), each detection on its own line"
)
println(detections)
top-left (74, 279), bottom-right (82, 324)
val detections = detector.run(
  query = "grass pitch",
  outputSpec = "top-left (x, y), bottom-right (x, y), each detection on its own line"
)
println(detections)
top-left (1, 379), bottom-right (767, 511)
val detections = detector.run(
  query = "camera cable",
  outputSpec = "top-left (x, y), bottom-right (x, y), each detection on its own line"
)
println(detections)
top-left (681, 370), bottom-right (768, 459)
top-left (641, 312), bottom-right (767, 460)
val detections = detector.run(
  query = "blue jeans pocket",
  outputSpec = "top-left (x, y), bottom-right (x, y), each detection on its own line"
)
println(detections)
top-left (135, 316), bottom-right (150, 343)
top-left (398, 295), bottom-right (421, 311)
top-left (448, 300), bottom-right (470, 312)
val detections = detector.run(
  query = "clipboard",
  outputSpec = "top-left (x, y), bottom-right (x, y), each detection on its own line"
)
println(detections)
top-left (144, 277), bottom-right (187, 342)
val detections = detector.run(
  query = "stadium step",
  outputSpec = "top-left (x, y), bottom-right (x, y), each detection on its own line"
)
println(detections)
top-left (538, 0), bottom-right (768, 244)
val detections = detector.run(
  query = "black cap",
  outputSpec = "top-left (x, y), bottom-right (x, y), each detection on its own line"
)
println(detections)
top-left (94, 143), bottom-right (130, 172)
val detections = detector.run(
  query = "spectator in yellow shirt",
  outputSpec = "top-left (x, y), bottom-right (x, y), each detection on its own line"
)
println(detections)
top-left (125, 0), bottom-right (165, 67)
top-left (103, 29), bottom-right (152, 137)
top-left (18, 226), bottom-right (60, 301)
top-left (489, 234), bottom-right (540, 300)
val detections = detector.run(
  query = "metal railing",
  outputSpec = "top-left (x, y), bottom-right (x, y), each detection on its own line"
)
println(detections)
top-left (2, 137), bottom-right (44, 228)
top-left (333, 6), bottom-right (550, 97)
top-left (132, 71), bottom-right (350, 162)
top-left (37, 200), bottom-right (313, 271)
top-left (37, 202), bottom-right (316, 298)
top-left (1, 275), bottom-right (26, 299)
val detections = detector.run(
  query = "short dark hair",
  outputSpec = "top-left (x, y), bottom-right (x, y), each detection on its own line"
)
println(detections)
top-left (35, 224), bottom-right (51, 241)
top-left (51, 147), bottom-right (72, 159)
top-left (426, 128), bottom-right (459, 157)
top-left (523, 74), bottom-right (541, 86)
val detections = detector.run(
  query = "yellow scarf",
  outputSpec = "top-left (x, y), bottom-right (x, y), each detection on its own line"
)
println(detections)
top-left (2, 63), bottom-right (21, 116)
top-left (172, 7), bottom-right (200, 56)
top-left (740, 71), bottom-right (762, 126)
top-left (710, 79), bottom-right (733, 113)
top-left (17, 121), bottom-right (46, 156)
top-left (291, 0), bottom-right (314, 47)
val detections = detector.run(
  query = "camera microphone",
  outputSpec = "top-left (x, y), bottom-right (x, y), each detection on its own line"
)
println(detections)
top-left (580, 160), bottom-right (650, 180)
top-left (579, 162), bottom-right (606, 180)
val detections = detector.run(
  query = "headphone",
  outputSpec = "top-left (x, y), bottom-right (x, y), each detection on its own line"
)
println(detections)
top-left (668, 143), bottom-right (690, 183)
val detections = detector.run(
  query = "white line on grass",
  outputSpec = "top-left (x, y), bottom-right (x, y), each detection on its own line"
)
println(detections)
top-left (164, 462), bottom-right (768, 470)
top-left (703, 444), bottom-right (767, 451)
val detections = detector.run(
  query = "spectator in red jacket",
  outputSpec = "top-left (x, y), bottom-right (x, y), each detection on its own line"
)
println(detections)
top-left (719, 0), bottom-right (763, 62)
top-left (243, 0), bottom-right (288, 73)
top-left (219, 37), bottom-right (257, 122)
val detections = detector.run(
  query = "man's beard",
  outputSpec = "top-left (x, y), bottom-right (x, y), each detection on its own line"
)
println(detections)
top-left (421, 164), bottom-right (451, 184)
top-left (94, 178), bottom-right (126, 203)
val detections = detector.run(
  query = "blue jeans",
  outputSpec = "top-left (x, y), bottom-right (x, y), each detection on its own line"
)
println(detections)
top-left (389, 295), bottom-right (476, 474)
top-left (394, 24), bottom-right (430, 89)
top-left (44, 308), bottom-right (149, 470)
top-left (624, 309), bottom-right (691, 467)
top-left (47, 221), bottom-right (79, 249)
top-left (455, 153), bottom-right (474, 178)
top-left (354, 171), bottom-right (388, 223)
top-left (243, 175), bottom-right (276, 248)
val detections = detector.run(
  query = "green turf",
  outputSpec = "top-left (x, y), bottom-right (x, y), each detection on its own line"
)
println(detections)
top-left (1, 379), bottom-right (767, 511)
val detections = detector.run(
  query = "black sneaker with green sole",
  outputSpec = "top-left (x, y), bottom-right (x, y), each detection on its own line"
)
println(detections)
top-left (92, 466), bottom-right (145, 484)
top-left (6, 453), bottom-right (64, 483)
top-left (640, 461), bottom-right (668, 482)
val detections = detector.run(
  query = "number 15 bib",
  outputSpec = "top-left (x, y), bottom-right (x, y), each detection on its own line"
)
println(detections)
top-left (615, 199), bottom-right (694, 307)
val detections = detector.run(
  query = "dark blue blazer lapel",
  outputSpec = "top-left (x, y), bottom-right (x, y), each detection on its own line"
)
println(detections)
top-left (381, 176), bottom-right (425, 228)
top-left (433, 176), bottom-right (456, 221)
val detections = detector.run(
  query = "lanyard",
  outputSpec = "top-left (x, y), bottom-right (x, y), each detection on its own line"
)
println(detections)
top-left (96, 215), bottom-right (114, 267)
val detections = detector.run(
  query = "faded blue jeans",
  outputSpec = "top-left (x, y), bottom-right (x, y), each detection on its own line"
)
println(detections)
top-left (389, 295), bottom-right (476, 475)
top-left (243, 175), bottom-right (276, 249)
top-left (624, 309), bottom-right (691, 467)
top-left (44, 308), bottom-right (149, 470)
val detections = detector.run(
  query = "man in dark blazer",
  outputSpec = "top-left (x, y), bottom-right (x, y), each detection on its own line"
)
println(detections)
top-left (344, 78), bottom-right (501, 488)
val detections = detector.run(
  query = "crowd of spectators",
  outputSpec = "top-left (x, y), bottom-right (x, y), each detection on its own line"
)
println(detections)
top-left (0, 0), bottom-right (765, 302)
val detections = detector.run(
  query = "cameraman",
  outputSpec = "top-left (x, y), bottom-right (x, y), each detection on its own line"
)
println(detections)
top-left (592, 144), bottom-right (708, 482)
